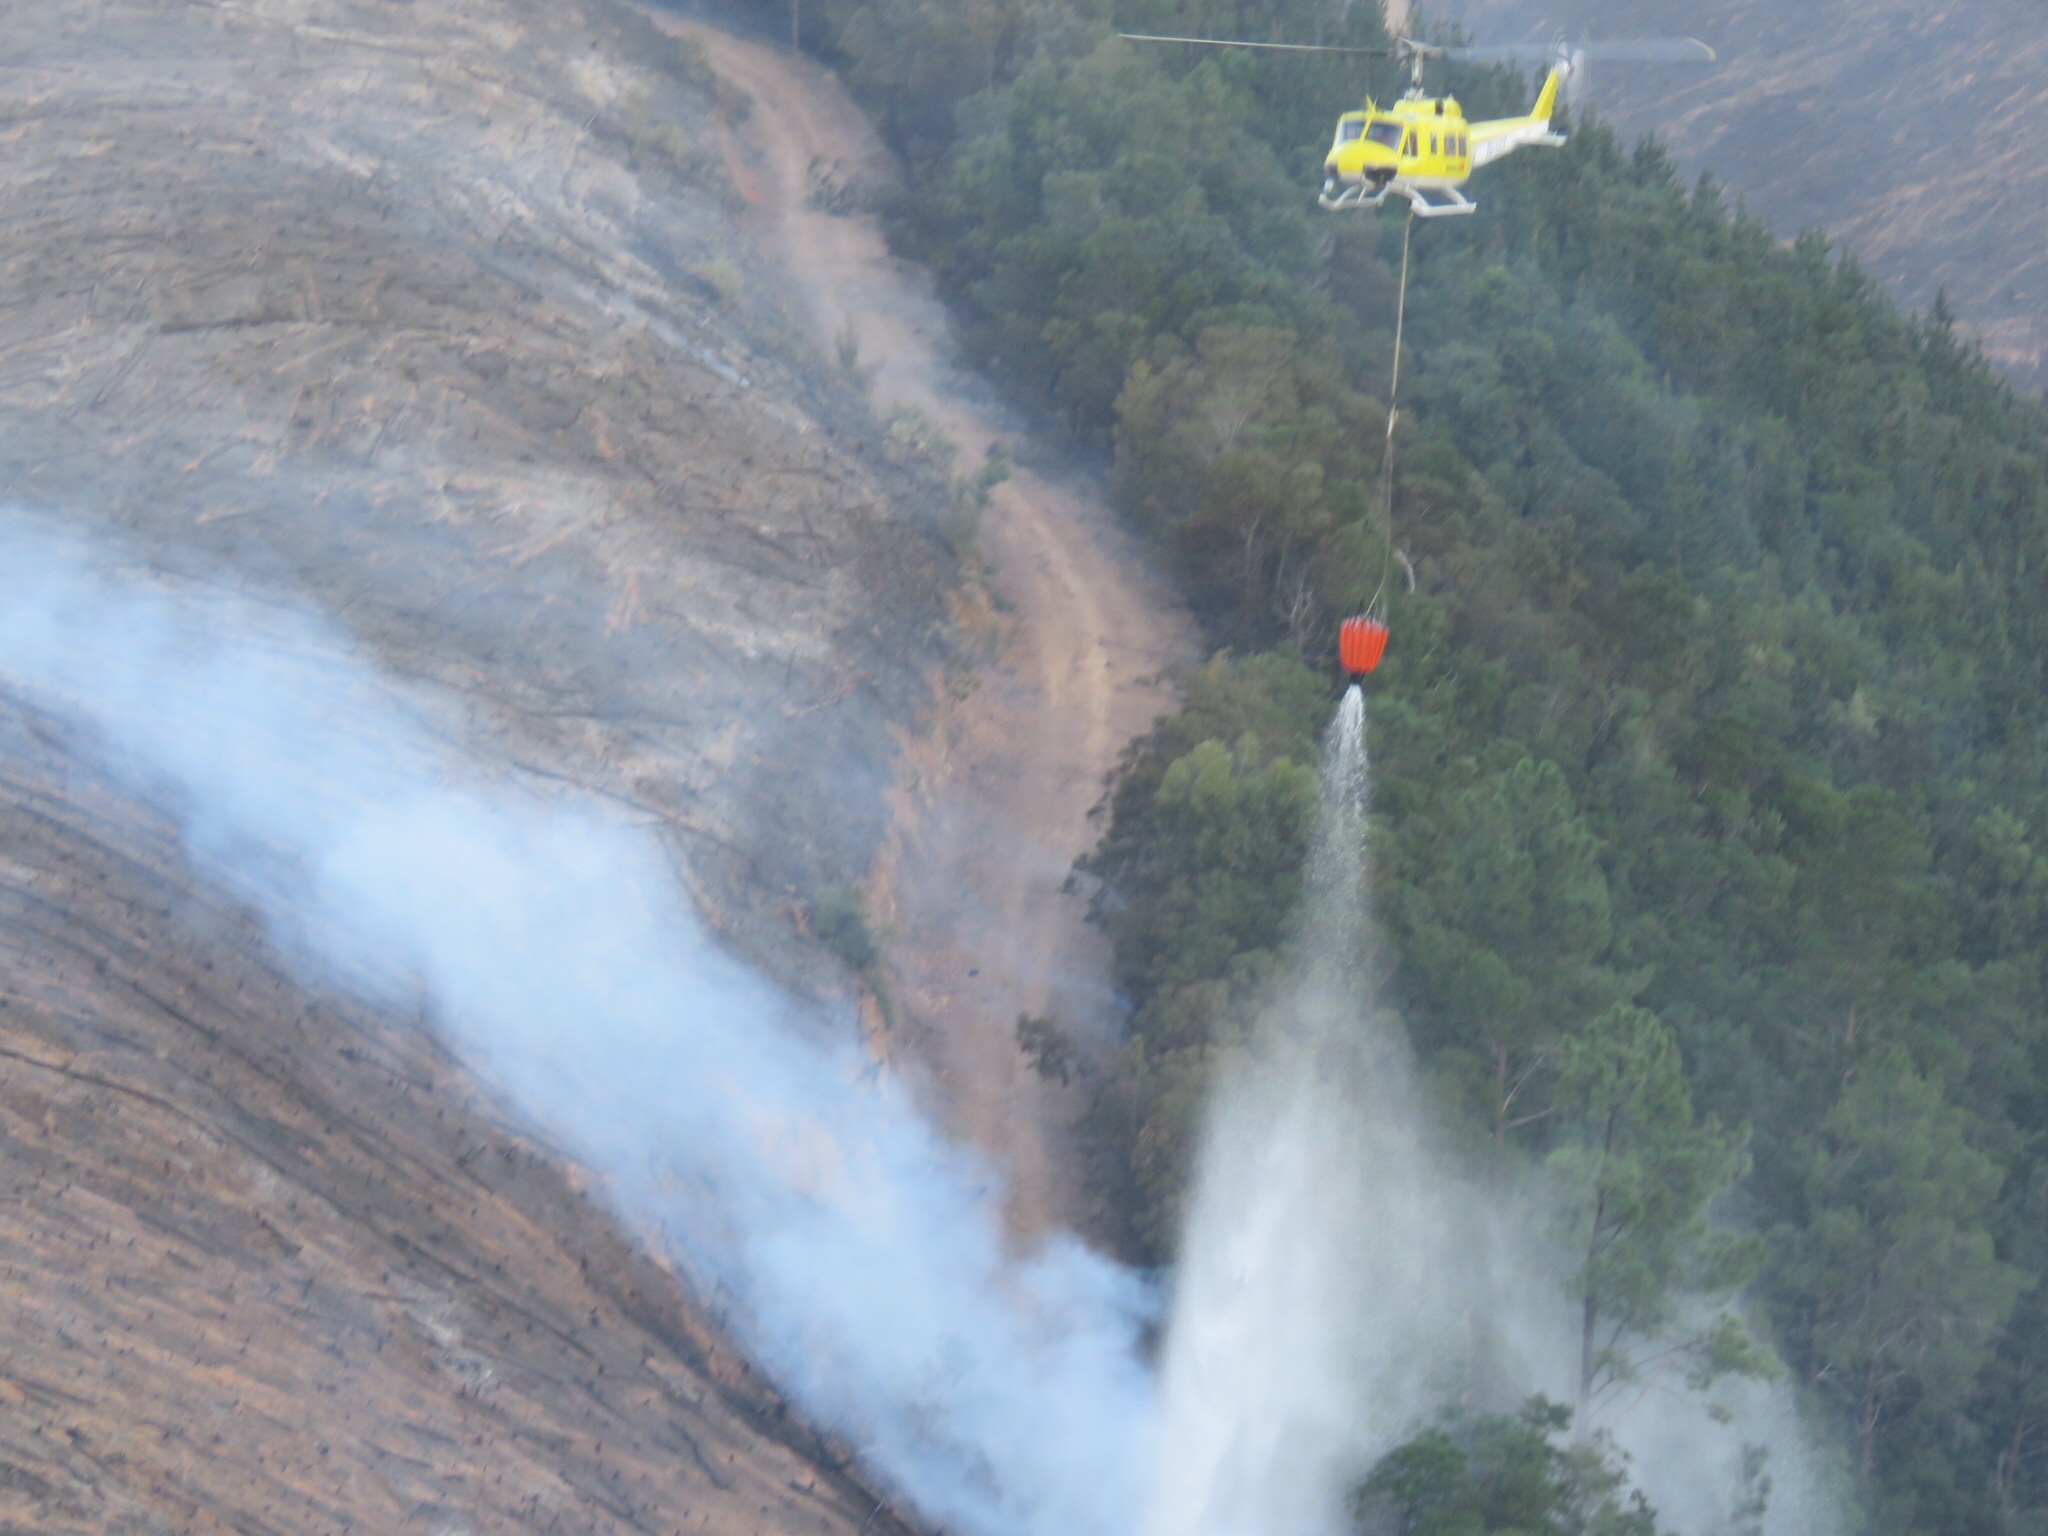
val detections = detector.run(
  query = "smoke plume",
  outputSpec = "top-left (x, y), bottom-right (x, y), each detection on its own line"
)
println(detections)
top-left (0, 515), bottom-right (1844, 1536)
top-left (0, 514), bottom-right (1156, 1536)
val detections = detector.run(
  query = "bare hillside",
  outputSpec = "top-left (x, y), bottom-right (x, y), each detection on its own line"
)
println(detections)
top-left (678, 21), bottom-right (1195, 1239)
top-left (1439, 0), bottom-right (2048, 391)
top-left (0, 0), bottom-right (951, 958)
top-left (0, 695), bottom-right (915, 1536)
top-left (0, 0), bottom-right (955, 1527)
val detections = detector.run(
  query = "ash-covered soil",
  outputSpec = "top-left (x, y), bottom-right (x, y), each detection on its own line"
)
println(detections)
top-left (0, 0), bottom-right (952, 961)
top-left (681, 24), bottom-right (1194, 1240)
top-left (0, 0), bottom-right (958, 1529)
top-left (0, 700), bottom-right (917, 1536)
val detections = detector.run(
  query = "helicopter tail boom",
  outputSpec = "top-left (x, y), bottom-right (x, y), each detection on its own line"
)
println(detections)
top-left (1470, 122), bottom-right (1567, 169)
top-left (1462, 62), bottom-right (1569, 167)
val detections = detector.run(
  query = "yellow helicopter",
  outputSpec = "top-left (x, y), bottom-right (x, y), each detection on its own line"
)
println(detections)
top-left (1118, 32), bottom-right (1716, 217)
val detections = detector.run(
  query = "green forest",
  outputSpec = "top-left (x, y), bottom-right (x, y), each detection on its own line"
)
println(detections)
top-left (731, 1), bottom-right (2048, 1529)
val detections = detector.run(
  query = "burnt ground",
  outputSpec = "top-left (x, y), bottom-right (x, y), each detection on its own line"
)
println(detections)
top-left (682, 23), bottom-right (1194, 1240)
top-left (0, 700), bottom-right (915, 1536)
top-left (0, 0), bottom-right (964, 1529)
top-left (0, 0), bottom-right (954, 970)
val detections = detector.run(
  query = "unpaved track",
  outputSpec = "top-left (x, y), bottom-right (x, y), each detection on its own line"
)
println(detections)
top-left (676, 22), bottom-right (1196, 1236)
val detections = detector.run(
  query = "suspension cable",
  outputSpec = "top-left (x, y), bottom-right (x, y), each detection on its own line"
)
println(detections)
top-left (1368, 207), bottom-right (1415, 618)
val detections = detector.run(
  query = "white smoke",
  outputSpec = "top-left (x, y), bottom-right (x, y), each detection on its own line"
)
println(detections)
top-left (0, 513), bottom-right (1848, 1536)
top-left (0, 512), bottom-right (1157, 1536)
top-left (1147, 689), bottom-right (1846, 1536)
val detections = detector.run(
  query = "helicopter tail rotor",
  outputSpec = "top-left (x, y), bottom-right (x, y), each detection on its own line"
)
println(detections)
top-left (1562, 40), bottom-right (1588, 116)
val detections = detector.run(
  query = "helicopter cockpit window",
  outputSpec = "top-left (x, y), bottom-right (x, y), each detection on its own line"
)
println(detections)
top-left (1336, 120), bottom-right (1365, 143)
top-left (1364, 121), bottom-right (1403, 151)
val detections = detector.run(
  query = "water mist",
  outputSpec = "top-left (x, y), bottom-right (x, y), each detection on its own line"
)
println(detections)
top-left (1146, 688), bottom-right (1845, 1536)
top-left (1147, 687), bottom-right (1491, 1536)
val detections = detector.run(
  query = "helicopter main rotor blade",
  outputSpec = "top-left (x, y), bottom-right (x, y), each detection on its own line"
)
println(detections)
top-left (1448, 37), bottom-right (1718, 64)
top-left (1117, 32), bottom-right (1396, 57)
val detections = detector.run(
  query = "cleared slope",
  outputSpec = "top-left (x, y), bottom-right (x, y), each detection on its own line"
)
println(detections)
top-left (0, 0), bottom-right (948, 1528)
top-left (0, 0), bottom-right (950, 963)
top-left (0, 696), bottom-right (916, 1536)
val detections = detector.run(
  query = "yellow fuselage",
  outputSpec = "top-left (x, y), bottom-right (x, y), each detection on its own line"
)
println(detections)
top-left (1325, 97), bottom-right (1471, 192)
top-left (1319, 68), bottom-right (1563, 213)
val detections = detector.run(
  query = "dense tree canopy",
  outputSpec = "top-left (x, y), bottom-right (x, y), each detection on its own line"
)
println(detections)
top-left (1352, 1398), bottom-right (1664, 1536)
top-left (735, 1), bottom-right (2048, 1527)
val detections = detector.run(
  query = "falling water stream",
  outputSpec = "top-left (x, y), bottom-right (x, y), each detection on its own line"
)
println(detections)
top-left (1146, 687), bottom-right (1488, 1536)
top-left (1144, 687), bottom-right (1843, 1536)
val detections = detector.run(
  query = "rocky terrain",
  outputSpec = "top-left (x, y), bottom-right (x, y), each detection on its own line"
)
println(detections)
top-left (1440, 0), bottom-right (2048, 391)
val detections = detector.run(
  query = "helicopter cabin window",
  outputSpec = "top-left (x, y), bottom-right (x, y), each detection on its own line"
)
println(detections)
top-left (1365, 121), bottom-right (1403, 151)
top-left (1429, 133), bottom-right (1438, 154)
top-left (1336, 119), bottom-right (1365, 144)
top-left (1403, 130), bottom-right (1417, 155)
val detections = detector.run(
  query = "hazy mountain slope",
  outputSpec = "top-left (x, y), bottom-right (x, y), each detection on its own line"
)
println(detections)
top-left (1438, 0), bottom-right (2048, 391)
top-left (680, 18), bottom-right (1197, 1239)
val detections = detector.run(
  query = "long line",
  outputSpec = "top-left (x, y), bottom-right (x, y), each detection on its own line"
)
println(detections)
top-left (1370, 208), bottom-right (1415, 616)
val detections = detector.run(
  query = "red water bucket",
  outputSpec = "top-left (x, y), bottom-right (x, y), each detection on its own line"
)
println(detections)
top-left (1339, 616), bottom-right (1389, 678)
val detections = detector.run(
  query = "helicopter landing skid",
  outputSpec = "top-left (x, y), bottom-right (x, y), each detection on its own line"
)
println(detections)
top-left (1396, 184), bottom-right (1477, 218)
top-left (1318, 180), bottom-right (1477, 217)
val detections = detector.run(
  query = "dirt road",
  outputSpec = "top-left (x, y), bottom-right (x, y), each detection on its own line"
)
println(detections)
top-left (676, 21), bottom-right (1196, 1236)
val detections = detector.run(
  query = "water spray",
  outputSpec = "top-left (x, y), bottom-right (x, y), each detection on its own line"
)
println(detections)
top-left (1147, 664), bottom-right (1843, 1536)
